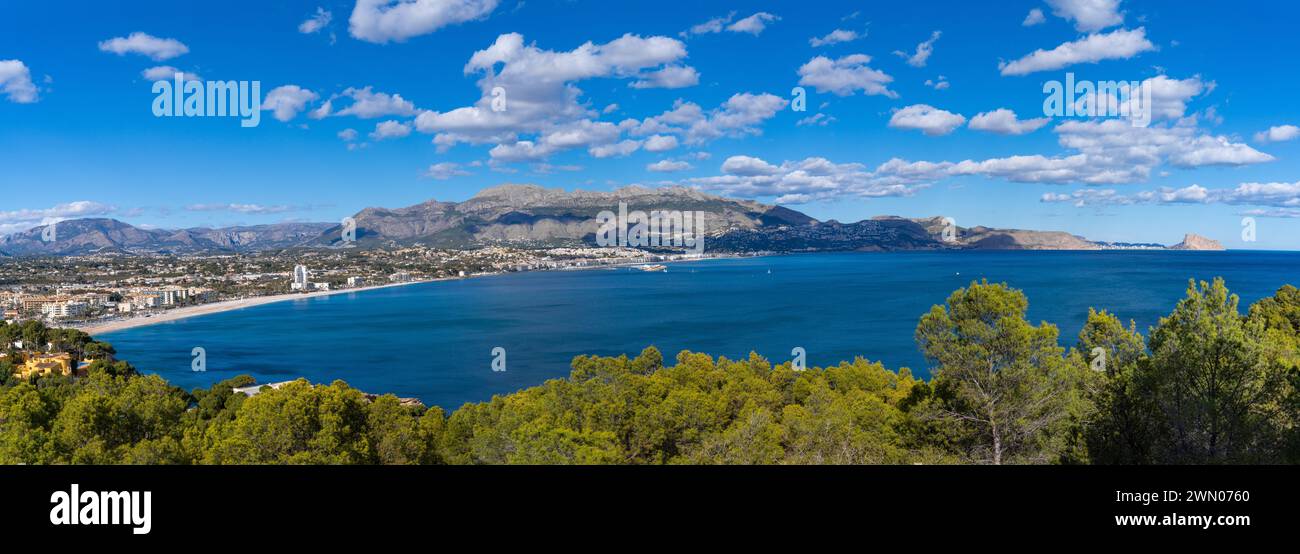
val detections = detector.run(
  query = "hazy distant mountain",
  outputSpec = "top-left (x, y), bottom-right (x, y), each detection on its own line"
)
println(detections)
top-left (0, 185), bottom-right (1216, 256)
top-left (0, 218), bottom-right (332, 256)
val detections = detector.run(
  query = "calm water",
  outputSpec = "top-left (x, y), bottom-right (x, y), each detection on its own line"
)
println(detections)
top-left (100, 251), bottom-right (1300, 410)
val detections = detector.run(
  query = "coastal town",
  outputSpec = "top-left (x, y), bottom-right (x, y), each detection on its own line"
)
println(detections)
top-left (0, 245), bottom-right (700, 333)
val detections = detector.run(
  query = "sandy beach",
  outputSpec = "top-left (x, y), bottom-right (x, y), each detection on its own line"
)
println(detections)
top-left (72, 254), bottom-right (737, 337)
top-left (75, 279), bottom-right (440, 336)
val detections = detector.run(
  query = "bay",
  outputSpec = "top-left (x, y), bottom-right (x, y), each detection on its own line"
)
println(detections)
top-left (100, 251), bottom-right (1300, 410)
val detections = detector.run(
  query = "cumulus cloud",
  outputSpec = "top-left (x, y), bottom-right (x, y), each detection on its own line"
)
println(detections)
top-left (1046, 0), bottom-right (1125, 32)
top-left (263, 85), bottom-right (320, 122)
top-left (999, 27), bottom-right (1155, 76)
top-left (871, 119), bottom-right (1273, 188)
top-left (370, 119), bottom-right (412, 140)
top-left (425, 162), bottom-right (471, 179)
top-left (685, 155), bottom-right (927, 203)
top-left (968, 108), bottom-right (1051, 135)
top-left (98, 32), bottom-right (189, 61)
top-left (726, 12), bottom-right (780, 35)
top-left (1023, 8), bottom-right (1047, 26)
top-left (0, 201), bottom-right (117, 236)
top-left (893, 31), bottom-right (941, 68)
top-left (334, 86), bottom-right (418, 118)
top-left (349, 0), bottom-right (500, 43)
top-left (588, 139), bottom-right (642, 158)
top-left (630, 65), bottom-right (700, 89)
top-left (797, 54), bottom-right (896, 98)
top-left (1043, 181), bottom-right (1300, 214)
top-left (810, 29), bottom-right (861, 47)
top-left (141, 65), bottom-right (201, 82)
top-left (647, 160), bottom-right (692, 172)
top-left (644, 134), bottom-right (680, 152)
top-left (299, 7), bottom-right (333, 34)
top-left (888, 104), bottom-right (966, 136)
top-left (623, 93), bottom-right (787, 146)
top-left (1255, 125), bottom-right (1300, 143)
top-left (414, 32), bottom-right (690, 153)
top-left (0, 60), bottom-right (39, 103)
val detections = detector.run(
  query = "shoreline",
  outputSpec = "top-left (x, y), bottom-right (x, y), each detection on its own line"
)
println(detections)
top-left (76, 279), bottom-right (444, 336)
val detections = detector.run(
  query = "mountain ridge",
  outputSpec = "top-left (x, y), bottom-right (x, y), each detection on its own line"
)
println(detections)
top-left (1, 185), bottom-right (1218, 256)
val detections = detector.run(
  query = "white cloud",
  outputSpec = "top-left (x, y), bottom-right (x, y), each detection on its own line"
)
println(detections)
top-left (888, 104), bottom-right (966, 136)
top-left (415, 32), bottom-right (689, 151)
top-left (186, 203), bottom-right (295, 214)
top-left (644, 134), bottom-right (680, 152)
top-left (1023, 8), bottom-right (1047, 26)
top-left (335, 86), bottom-right (417, 118)
top-left (647, 160), bottom-right (692, 172)
top-left (0, 60), bottom-right (39, 103)
top-left (687, 155), bottom-right (927, 203)
top-left (679, 93), bottom-right (787, 145)
top-left (797, 113), bottom-right (836, 127)
top-left (893, 31), bottom-right (941, 68)
top-left (797, 54), bottom-right (896, 98)
top-left (999, 27), bottom-right (1155, 76)
top-left (485, 119), bottom-right (623, 162)
top-left (141, 65), bottom-right (201, 82)
top-left (810, 29), bottom-right (861, 47)
top-left (1046, 0), bottom-right (1125, 32)
top-left (425, 162), bottom-right (471, 179)
top-left (925, 76), bottom-right (950, 90)
top-left (299, 7), bottom-right (333, 34)
top-left (630, 65), bottom-right (699, 89)
top-left (0, 201), bottom-right (117, 236)
top-left (1255, 125), bottom-right (1300, 143)
top-left (338, 128), bottom-right (359, 141)
top-left (726, 12), bottom-right (780, 35)
top-left (1044, 181), bottom-right (1300, 213)
top-left (98, 32), bottom-right (189, 61)
top-left (682, 13), bottom-right (736, 37)
top-left (968, 109), bottom-right (1051, 135)
top-left (588, 139), bottom-right (642, 158)
top-left (370, 119), bottom-right (412, 140)
top-left (263, 85), bottom-right (320, 122)
top-left (1148, 75), bottom-right (1209, 119)
top-left (871, 119), bottom-right (1273, 187)
top-left (721, 155), bottom-right (781, 176)
top-left (349, 0), bottom-right (500, 43)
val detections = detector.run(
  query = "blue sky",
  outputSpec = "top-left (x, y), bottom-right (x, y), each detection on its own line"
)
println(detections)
top-left (2, 0), bottom-right (1300, 249)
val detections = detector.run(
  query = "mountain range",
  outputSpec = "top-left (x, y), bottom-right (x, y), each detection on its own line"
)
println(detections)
top-left (0, 185), bottom-right (1223, 256)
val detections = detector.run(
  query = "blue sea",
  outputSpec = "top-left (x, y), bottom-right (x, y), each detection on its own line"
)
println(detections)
top-left (100, 251), bottom-right (1300, 410)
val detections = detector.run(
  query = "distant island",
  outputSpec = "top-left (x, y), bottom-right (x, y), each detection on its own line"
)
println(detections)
top-left (1, 184), bottom-right (1226, 256)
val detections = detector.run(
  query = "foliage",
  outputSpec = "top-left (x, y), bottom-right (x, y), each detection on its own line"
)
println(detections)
top-left (2, 277), bottom-right (1299, 465)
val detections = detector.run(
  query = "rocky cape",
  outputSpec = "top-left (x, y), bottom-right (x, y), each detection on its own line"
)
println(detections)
top-left (0, 185), bottom-right (1221, 256)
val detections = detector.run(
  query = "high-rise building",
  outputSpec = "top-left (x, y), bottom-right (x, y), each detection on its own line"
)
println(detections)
top-left (292, 265), bottom-right (310, 291)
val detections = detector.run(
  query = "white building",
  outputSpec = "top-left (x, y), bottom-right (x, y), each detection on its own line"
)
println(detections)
top-left (347, 277), bottom-right (365, 288)
top-left (42, 301), bottom-right (88, 319)
top-left (292, 265), bottom-right (310, 291)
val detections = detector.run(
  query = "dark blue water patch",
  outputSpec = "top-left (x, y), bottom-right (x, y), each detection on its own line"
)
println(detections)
top-left (99, 251), bottom-right (1300, 411)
